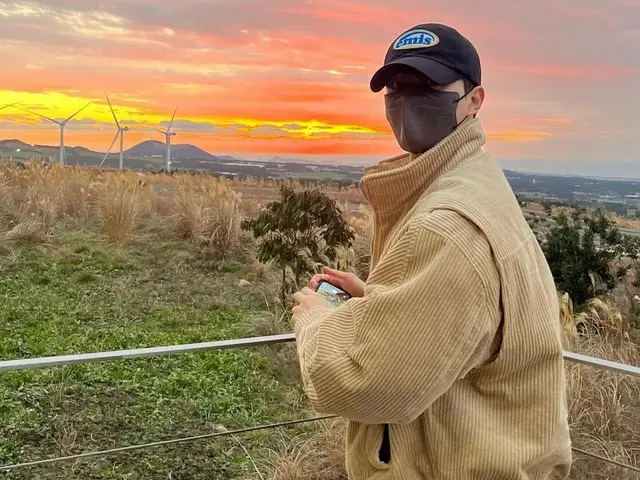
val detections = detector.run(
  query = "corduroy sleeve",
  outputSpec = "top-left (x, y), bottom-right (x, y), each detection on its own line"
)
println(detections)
top-left (292, 217), bottom-right (499, 425)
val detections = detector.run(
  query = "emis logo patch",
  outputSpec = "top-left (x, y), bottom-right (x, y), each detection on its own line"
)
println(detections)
top-left (393, 29), bottom-right (440, 50)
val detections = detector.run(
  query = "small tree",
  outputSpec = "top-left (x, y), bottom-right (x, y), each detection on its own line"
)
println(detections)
top-left (242, 186), bottom-right (354, 304)
top-left (543, 209), bottom-right (629, 306)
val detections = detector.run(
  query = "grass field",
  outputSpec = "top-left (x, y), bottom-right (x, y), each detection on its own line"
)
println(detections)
top-left (0, 160), bottom-right (638, 479)
top-left (0, 221), bottom-right (322, 479)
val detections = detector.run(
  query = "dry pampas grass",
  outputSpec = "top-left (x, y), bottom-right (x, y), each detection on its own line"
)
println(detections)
top-left (2, 159), bottom-right (638, 479)
top-left (560, 294), bottom-right (639, 479)
top-left (263, 418), bottom-right (347, 480)
top-left (172, 174), bottom-right (249, 259)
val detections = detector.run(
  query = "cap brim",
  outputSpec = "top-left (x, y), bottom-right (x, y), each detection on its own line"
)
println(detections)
top-left (370, 57), bottom-right (463, 92)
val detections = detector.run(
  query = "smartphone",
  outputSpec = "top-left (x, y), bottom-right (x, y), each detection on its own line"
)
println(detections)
top-left (315, 280), bottom-right (351, 308)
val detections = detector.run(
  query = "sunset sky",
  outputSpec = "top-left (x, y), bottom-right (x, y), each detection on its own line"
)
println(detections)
top-left (0, 0), bottom-right (639, 166)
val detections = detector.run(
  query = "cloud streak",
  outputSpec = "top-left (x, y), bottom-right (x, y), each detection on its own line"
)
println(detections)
top-left (0, 0), bottom-right (638, 162)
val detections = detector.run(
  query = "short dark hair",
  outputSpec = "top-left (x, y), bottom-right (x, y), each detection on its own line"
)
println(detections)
top-left (463, 78), bottom-right (477, 94)
top-left (462, 78), bottom-right (478, 118)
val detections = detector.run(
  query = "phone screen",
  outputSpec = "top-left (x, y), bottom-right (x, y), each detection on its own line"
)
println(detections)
top-left (316, 281), bottom-right (351, 308)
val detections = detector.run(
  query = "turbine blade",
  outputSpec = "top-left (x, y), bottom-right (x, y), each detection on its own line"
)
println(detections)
top-left (152, 128), bottom-right (165, 134)
top-left (104, 93), bottom-right (120, 128)
top-left (0, 101), bottom-right (22, 111)
top-left (17, 106), bottom-right (60, 124)
top-left (100, 131), bottom-right (119, 166)
top-left (66, 100), bottom-right (93, 122)
top-left (168, 106), bottom-right (178, 131)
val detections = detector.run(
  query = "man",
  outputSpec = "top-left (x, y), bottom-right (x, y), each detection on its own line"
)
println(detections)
top-left (292, 23), bottom-right (572, 479)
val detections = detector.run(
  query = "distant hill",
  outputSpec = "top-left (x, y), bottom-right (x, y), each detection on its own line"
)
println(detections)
top-left (29, 143), bottom-right (101, 160)
top-left (33, 144), bottom-right (59, 155)
top-left (73, 146), bottom-right (97, 155)
top-left (0, 139), bottom-right (32, 150)
top-left (125, 140), bottom-right (213, 160)
top-left (0, 139), bottom-right (57, 158)
top-left (124, 140), bottom-right (165, 157)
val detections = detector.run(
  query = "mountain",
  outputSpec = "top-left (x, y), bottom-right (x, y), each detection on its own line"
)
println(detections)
top-left (0, 139), bottom-right (33, 150)
top-left (125, 140), bottom-right (213, 160)
top-left (0, 139), bottom-right (55, 158)
top-left (0, 138), bottom-right (215, 168)
top-left (124, 140), bottom-right (165, 157)
top-left (33, 144), bottom-right (59, 155)
top-left (72, 146), bottom-right (97, 155)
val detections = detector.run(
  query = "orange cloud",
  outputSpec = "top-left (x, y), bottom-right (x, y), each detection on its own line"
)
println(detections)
top-left (501, 63), bottom-right (635, 81)
top-left (286, 0), bottom-right (410, 25)
top-left (486, 130), bottom-right (551, 143)
top-left (1, 0), bottom-right (638, 163)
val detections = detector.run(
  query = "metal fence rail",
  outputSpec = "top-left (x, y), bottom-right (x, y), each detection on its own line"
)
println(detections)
top-left (0, 415), bottom-right (338, 472)
top-left (0, 333), bottom-right (296, 373)
top-left (562, 351), bottom-right (639, 376)
top-left (1, 414), bottom-right (638, 474)
top-left (1, 334), bottom-right (639, 474)
top-left (1, 333), bottom-right (639, 377)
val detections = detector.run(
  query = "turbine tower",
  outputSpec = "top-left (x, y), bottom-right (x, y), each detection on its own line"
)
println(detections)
top-left (100, 93), bottom-right (130, 170)
top-left (18, 101), bottom-right (93, 165)
top-left (153, 106), bottom-right (178, 172)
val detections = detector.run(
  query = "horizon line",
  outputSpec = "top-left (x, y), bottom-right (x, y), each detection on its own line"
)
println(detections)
top-left (2, 136), bottom-right (640, 182)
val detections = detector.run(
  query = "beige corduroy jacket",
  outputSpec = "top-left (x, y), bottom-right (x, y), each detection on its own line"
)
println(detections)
top-left (292, 118), bottom-right (572, 479)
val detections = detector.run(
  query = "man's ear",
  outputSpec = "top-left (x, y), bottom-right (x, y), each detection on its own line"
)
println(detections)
top-left (467, 86), bottom-right (485, 116)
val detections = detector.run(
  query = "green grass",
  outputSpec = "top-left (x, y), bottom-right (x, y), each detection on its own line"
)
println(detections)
top-left (0, 224), bottom-right (307, 479)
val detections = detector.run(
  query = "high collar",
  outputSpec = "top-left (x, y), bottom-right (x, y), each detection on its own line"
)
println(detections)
top-left (361, 118), bottom-right (486, 216)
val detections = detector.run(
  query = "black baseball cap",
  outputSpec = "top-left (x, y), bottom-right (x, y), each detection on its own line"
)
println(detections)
top-left (370, 23), bottom-right (481, 92)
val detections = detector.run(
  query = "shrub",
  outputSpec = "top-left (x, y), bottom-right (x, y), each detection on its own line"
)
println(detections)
top-left (543, 210), bottom-right (634, 307)
top-left (243, 186), bottom-right (354, 304)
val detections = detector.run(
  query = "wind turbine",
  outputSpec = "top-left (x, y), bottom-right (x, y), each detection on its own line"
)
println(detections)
top-left (0, 101), bottom-right (22, 111)
top-left (17, 101), bottom-right (93, 165)
top-left (100, 93), bottom-right (130, 170)
top-left (153, 106), bottom-right (178, 172)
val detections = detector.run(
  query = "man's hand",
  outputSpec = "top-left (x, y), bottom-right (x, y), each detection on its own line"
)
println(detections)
top-left (292, 287), bottom-right (330, 327)
top-left (309, 266), bottom-right (366, 298)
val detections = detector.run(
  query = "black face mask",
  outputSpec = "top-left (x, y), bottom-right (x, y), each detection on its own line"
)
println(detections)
top-left (385, 87), bottom-right (470, 154)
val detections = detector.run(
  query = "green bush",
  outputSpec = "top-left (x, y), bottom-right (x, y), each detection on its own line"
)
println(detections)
top-left (543, 209), bottom-right (634, 306)
top-left (242, 186), bottom-right (354, 304)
